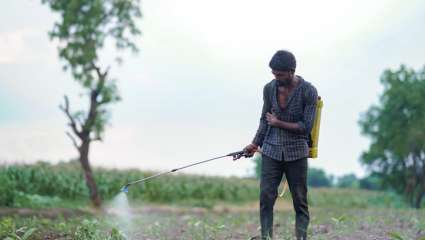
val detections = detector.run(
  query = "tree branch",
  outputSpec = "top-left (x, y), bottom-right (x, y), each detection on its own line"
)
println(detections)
top-left (88, 63), bottom-right (109, 105)
top-left (59, 95), bottom-right (83, 139)
top-left (91, 62), bottom-right (109, 84)
top-left (66, 131), bottom-right (80, 150)
top-left (75, 115), bottom-right (85, 129)
top-left (82, 62), bottom-right (109, 133)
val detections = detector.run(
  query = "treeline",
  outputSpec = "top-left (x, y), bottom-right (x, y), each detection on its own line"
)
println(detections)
top-left (253, 158), bottom-right (383, 190)
top-left (308, 168), bottom-right (383, 190)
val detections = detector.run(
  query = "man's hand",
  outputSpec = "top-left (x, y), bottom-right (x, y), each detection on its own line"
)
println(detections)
top-left (266, 112), bottom-right (280, 127)
top-left (244, 143), bottom-right (258, 157)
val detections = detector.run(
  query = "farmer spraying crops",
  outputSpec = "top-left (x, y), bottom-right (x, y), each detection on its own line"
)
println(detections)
top-left (244, 50), bottom-right (318, 240)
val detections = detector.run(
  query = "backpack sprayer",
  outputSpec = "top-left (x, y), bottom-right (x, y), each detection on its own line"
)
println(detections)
top-left (120, 150), bottom-right (249, 193)
top-left (308, 96), bottom-right (323, 159)
top-left (279, 96), bottom-right (324, 197)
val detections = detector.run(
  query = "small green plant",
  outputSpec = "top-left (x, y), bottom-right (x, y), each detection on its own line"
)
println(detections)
top-left (388, 231), bottom-right (404, 240)
top-left (108, 227), bottom-right (127, 240)
top-left (0, 218), bottom-right (15, 238)
top-left (6, 227), bottom-right (37, 240)
top-left (0, 218), bottom-right (37, 240)
top-left (331, 215), bottom-right (347, 225)
top-left (74, 219), bottom-right (101, 240)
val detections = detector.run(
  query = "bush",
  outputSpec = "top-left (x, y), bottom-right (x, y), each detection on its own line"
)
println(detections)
top-left (13, 192), bottom-right (61, 208)
top-left (336, 174), bottom-right (359, 188)
top-left (359, 174), bottom-right (383, 190)
top-left (0, 168), bottom-right (17, 206)
top-left (308, 168), bottom-right (332, 187)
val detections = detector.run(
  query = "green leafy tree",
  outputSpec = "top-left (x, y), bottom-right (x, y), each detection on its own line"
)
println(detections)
top-left (308, 168), bottom-right (332, 187)
top-left (359, 173), bottom-right (383, 190)
top-left (359, 65), bottom-right (425, 208)
top-left (336, 173), bottom-right (359, 188)
top-left (42, 0), bottom-right (142, 207)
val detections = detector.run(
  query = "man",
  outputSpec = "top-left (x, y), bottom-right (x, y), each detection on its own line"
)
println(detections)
top-left (245, 50), bottom-right (318, 240)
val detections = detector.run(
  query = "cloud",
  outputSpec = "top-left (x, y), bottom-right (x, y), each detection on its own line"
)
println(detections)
top-left (0, 28), bottom-right (56, 64)
top-left (0, 30), bottom-right (27, 64)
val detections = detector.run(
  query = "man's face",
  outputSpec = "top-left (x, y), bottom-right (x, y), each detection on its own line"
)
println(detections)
top-left (272, 70), bottom-right (293, 87)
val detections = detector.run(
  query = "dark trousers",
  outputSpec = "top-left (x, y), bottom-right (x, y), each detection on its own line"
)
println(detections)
top-left (260, 155), bottom-right (309, 240)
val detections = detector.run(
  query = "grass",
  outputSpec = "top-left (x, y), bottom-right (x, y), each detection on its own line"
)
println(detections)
top-left (0, 216), bottom-right (127, 240)
top-left (308, 188), bottom-right (407, 209)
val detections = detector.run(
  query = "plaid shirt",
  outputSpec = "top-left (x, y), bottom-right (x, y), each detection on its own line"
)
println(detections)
top-left (252, 76), bottom-right (318, 161)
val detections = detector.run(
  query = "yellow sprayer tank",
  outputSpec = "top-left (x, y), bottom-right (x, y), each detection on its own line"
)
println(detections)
top-left (309, 96), bottom-right (323, 159)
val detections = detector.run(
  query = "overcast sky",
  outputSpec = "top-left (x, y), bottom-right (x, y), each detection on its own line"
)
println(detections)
top-left (1, 0), bottom-right (424, 178)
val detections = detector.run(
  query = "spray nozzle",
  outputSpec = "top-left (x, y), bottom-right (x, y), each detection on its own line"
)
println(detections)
top-left (121, 184), bottom-right (130, 193)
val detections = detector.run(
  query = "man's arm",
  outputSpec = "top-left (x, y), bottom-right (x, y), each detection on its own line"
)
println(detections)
top-left (252, 84), bottom-right (271, 147)
top-left (266, 113), bottom-right (301, 131)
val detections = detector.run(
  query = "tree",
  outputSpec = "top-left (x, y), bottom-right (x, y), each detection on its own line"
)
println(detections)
top-left (359, 173), bottom-right (383, 190)
top-left (308, 168), bottom-right (332, 187)
top-left (336, 174), bottom-right (359, 188)
top-left (359, 65), bottom-right (425, 208)
top-left (42, 0), bottom-right (142, 207)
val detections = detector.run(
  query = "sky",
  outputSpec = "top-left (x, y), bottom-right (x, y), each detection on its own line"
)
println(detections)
top-left (0, 0), bottom-right (424, 178)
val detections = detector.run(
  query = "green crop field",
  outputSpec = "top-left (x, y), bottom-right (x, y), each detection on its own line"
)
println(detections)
top-left (0, 162), bottom-right (424, 240)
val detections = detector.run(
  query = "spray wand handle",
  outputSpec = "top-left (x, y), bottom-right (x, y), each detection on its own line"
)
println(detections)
top-left (227, 150), bottom-right (250, 161)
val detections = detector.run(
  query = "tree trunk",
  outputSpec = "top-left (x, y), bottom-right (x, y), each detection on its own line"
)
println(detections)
top-left (79, 140), bottom-right (102, 207)
top-left (415, 190), bottom-right (424, 209)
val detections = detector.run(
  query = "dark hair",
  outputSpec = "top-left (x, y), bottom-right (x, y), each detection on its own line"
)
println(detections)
top-left (269, 50), bottom-right (296, 72)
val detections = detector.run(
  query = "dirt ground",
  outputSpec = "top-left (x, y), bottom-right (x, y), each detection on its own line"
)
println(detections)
top-left (105, 201), bottom-right (425, 240)
top-left (2, 201), bottom-right (424, 240)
